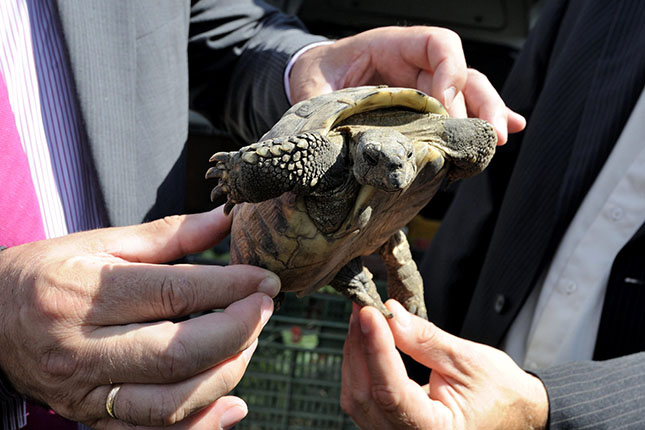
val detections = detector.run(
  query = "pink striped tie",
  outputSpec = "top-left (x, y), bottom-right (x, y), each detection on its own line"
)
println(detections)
top-left (0, 73), bottom-right (45, 246)
top-left (1, 75), bottom-right (77, 428)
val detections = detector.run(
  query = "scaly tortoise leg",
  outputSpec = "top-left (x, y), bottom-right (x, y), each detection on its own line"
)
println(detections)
top-left (206, 131), bottom-right (343, 214)
top-left (330, 257), bottom-right (392, 318)
top-left (379, 229), bottom-right (427, 319)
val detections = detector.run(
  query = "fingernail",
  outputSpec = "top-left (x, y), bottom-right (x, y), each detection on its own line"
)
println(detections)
top-left (443, 86), bottom-right (457, 109)
top-left (493, 116), bottom-right (508, 144)
top-left (359, 311), bottom-right (372, 334)
top-left (242, 339), bottom-right (259, 363)
top-left (220, 404), bottom-right (248, 430)
top-left (258, 275), bottom-right (281, 297)
top-left (260, 295), bottom-right (274, 326)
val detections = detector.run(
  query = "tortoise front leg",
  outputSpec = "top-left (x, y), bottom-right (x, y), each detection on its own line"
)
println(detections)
top-left (330, 257), bottom-right (392, 318)
top-left (206, 131), bottom-right (344, 214)
top-left (379, 230), bottom-right (428, 319)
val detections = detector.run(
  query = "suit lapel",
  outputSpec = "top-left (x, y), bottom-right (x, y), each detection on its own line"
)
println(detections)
top-left (54, 1), bottom-right (136, 226)
top-left (460, 0), bottom-right (645, 345)
top-left (553, 1), bottom-right (645, 246)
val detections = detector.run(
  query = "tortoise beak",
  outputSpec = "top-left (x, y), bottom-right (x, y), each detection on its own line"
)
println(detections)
top-left (384, 167), bottom-right (415, 191)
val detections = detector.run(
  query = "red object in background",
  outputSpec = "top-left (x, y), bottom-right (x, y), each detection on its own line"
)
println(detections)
top-left (291, 326), bottom-right (303, 343)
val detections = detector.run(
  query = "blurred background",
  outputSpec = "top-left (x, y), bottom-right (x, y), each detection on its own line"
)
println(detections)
top-left (186, 1), bottom-right (544, 428)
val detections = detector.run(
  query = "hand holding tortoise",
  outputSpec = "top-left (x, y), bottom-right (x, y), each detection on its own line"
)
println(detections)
top-left (289, 26), bottom-right (526, 144)
top-left (0, 208), bottom-right (280, 428)
top-left (341, 300), bottom-right (549, 430)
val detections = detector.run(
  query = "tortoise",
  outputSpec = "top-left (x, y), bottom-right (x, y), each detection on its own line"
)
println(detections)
top-left (206, 86), bottom-right (496, 318)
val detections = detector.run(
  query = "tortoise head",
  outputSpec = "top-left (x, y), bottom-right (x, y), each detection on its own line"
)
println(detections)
top-left (352, 128), bottom-right (418, 191)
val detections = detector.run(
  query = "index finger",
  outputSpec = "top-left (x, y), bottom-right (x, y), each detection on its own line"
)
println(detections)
top-left (368, 27), bottom-right (468, 106)
top-left (88, 292), bottom-right (272, 386)
top-left (357, 306), bottom-right (433, 424)
top-left (462, 68), bottom-right (526, 144)
top-left (85, 262), bottom-right (280, 324)
top-left (421, 28), bottom-right (468, 108)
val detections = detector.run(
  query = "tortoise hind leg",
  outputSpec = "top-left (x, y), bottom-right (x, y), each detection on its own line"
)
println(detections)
top-left (330, 257), bottom-right (392, 318)
top-left (379, 230), bottom-right (428, 319)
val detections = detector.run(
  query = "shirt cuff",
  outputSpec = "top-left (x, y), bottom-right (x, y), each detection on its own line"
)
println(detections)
top-left (283, 40), bottom-right (335, 105)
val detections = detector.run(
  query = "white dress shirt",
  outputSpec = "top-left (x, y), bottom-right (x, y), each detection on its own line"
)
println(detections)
top-left (503, 87), bottom-right (645, 370)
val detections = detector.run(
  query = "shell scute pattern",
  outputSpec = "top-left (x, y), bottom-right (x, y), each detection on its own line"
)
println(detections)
top-left (207, 86), bottom-right (497, 318)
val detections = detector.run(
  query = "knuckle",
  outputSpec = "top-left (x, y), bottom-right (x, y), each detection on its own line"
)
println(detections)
top-left (467, 67), bottom-right (483, 80)
top-left (234, 316), bottom-right (255, 344)
top-left (344, 387), bottom-right (372, 417)
top-left (428, 27), bottom-right (460, 45)
top-left (448, 29), bottom-right (462, 45)
top-left (147, 393), bottom-right (184, 426)
top-left (371, 384), bottom-right (401, 412)
top-left (415, 321), bottom-right (439, 347)
top-left (211, 367), bottom-right (241, 398)
top-left (453, 342), bottom-right (482, 374)
top-left (39, 348), bottom-right (78, 381)
top-left (156, 336), bottom-right (191, 380)
top-left (156, 215), bottom-right (184, 231)
top-left (159, 275), bottom-right (194, 316)
top-left (50, 397), bottom-right (91, 423)
top-left (339, 389), bottom-right (357, 415)
top-left (356, 396), bottom-right (373, 418)
top-left (227, 310), bottom-right (258, 351)
top-left (468, 68), bottom-right (491, 85)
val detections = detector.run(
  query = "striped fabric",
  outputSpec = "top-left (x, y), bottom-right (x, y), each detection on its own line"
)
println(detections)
top-left (0, 379), bottom-right (25, 430)
top-left (536, 352), bottom-right (645, 429)
top-left (1, 0), bottom-right (103, 428)
top-left (0, 0), bottom-right (102, 240)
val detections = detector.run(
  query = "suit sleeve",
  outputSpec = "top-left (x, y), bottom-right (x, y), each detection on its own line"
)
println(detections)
top-left (534, 352), bottom-right (645, 429)
top-left (188, 0), bottom-right (328, 144)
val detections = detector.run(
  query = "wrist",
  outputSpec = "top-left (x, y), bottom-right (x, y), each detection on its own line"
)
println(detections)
top-left (525, 373), bottom-right (549, 430)
top-left (287, 41), bottom-right (336, 104)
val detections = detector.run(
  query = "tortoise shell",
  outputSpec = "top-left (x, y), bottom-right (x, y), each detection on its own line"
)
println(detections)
top-left (208, 86), bottom-right (496, 317)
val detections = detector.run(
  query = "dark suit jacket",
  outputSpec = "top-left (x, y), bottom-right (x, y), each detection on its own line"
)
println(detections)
top-left (54, 0), bottom-right (326, 227)
top-left (418, 0), bottom-right (645, 427)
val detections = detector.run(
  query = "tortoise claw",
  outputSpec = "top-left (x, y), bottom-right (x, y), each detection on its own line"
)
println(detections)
top-left (209, 151), bottom-right (231, 163)
top-left (210, 185), bottom-right (225, 202)
top-left (205, 166), bottom-right (223, 180)
top-left (224, 200), bottom-right (236, 215)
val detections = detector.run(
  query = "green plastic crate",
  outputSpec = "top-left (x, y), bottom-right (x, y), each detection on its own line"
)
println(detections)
top-left (232, 292), bottom-right (358, 430)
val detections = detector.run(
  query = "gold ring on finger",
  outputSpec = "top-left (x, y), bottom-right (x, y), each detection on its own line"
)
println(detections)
top-left (105, 384), bottom-right (122, 419)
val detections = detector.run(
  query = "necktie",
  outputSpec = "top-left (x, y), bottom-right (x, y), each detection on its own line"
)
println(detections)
top-left (0, 73), bottom-right (45, 246)
top-left (1, 75), bottom-right (78, 428)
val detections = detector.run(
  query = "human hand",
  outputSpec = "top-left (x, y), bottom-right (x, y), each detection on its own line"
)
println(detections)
top-left (289, 26), bottom-right (525, 144)
top-left (0, 206), bottom-right (280, 429)
top-left (341, 300), bottom-right (548, 430)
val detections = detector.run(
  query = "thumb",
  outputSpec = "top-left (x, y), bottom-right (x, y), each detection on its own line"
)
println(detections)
top-left (385, 299), bottom-right (471, 379)
top-left (90, 205), bottom-right (232, 263)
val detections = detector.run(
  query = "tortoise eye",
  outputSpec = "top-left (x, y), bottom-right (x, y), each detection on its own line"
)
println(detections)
top-left (407, 151), bottom-right (414, 159)
top-left (363, 151), bottom-right (378, 165)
